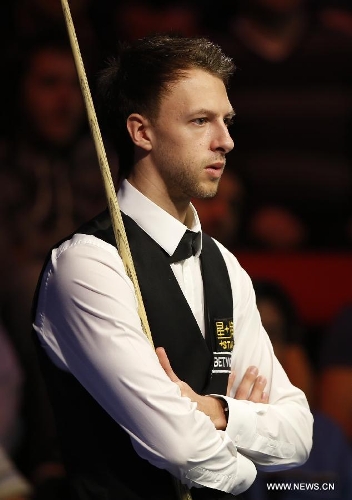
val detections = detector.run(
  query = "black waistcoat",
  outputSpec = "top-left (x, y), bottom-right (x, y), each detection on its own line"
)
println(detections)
top-left (33, 210), bottom-right (242, 500)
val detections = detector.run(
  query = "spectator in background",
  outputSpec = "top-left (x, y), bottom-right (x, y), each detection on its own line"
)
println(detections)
top-left (208, 0), bottom-right (352, 250)
top-left (247, 205), bottom-right (308, 250)
top-left (0, 445), bottom-right (32, 500)
top-left (0, 33), bottom-right (117, 270)
top-left (318, 0), bottom-right (352, 37)
top-left (318, 303), bottom-right (352, 446)
top-left (0, 0), bottom-right (98, 60)
top-left (112, 0), bottom-right (202, 42)
top-left (0, 321), bottom-right (24, 465)
top-left (0, 320), bottom-right (33, 500)
top-left (192, 169), bottom-right (248, 250)
top-left (0, 33), bottom-right (117, 499)
top-left (252, 279), bottom-right (314, 403)
top-left (243, 279), bottom-right (352, 500)
top-left (192, 167), bottom-right (309, 251)
top-left (0, 312), bottom-right (66, 500)
top-left (0, 2), bottom-right (103, 138)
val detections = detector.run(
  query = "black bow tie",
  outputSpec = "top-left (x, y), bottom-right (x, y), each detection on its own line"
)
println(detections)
top-left (169, 230), bottom-right (201, 263)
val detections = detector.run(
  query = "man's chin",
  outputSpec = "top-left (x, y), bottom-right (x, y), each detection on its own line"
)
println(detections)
top-left (198, 181), bottom-right (220, 199)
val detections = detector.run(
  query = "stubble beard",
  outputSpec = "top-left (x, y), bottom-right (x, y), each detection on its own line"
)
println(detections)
top-left (159, 155), bottom-right (222, 201)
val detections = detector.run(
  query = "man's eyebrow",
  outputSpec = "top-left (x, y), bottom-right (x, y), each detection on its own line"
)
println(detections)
top-left (188, 108), bottom-right (236, 117)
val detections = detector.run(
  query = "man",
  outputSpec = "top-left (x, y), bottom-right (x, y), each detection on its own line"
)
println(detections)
top-left (32, 34), bottom-right (313, 499)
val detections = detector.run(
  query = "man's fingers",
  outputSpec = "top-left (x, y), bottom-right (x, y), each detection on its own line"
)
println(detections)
top-left (157, 351), bottom-right (269, 403)
top-left (248, 376), bottom-right (267, 403)
top-left (260, 391), bottom-right (269, 404)
top-left (155, 347), bottom-right (179, 383)
top-left (235, 366), bottom-right (259, 400)
top-left (234, 366), bottom-right (269, 403)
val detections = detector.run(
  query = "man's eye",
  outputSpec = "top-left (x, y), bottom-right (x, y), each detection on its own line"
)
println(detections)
top-left (193, 118), bottom-right (208, 125)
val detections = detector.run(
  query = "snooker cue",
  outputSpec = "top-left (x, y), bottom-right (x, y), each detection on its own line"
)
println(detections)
top-left (60, 2), bottom-right (192, 499)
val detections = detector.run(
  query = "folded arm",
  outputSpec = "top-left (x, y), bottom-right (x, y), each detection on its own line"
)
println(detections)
top-left (33, 236), bottom-right (256, 496)
top-left (216, 244), bottom-right (314, 471)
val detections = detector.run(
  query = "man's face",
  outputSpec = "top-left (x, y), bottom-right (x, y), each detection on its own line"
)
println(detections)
top-left (257, 298), bottom-right (286, 363)
top-left (22, 49), bottom-right (84, 146)
top-left (147, 68), bottom-right (235, 202)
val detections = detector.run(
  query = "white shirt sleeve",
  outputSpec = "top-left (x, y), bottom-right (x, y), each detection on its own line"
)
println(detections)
top-left (33, 234), bottom-right (256, 495)
top-left (214, 241), bottom-right (313, 471)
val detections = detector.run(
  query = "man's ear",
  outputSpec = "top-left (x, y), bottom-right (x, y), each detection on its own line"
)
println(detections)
top-left (126, 113), bottom-right (152, 151)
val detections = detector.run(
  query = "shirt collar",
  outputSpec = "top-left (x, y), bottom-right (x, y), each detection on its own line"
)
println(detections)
top-left (117, 179), bottom-right (202, 257)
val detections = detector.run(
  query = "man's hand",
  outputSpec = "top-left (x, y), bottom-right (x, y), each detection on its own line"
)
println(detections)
top-left (232, 366), bottom-right (269, 403)
top-left (156, 347), bottom-right (227, 428)
top-left (156, 347), bottom-right (269, 430)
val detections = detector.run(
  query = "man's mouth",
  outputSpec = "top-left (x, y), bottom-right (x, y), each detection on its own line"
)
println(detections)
top-left (205, 161), bottom-right (225, 178)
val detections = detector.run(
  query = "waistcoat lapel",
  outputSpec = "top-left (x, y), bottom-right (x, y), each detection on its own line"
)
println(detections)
top-left (201, 234), bottom-right (234, 395)
top-left (32, 209), bottom-right (240, 500)
top-left (83, 210), bottom-right (234, 395)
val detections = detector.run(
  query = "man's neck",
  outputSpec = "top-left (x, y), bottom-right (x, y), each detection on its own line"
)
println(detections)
top-left (126, 173), bottom-right (193, 226)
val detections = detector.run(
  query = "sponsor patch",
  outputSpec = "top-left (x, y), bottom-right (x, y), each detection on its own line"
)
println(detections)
top-left (212, 318), bottom-right (234, 374)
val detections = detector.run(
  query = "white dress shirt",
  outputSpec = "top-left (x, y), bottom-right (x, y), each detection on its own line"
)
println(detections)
top-left (33, 180), bottom-right (313, 496)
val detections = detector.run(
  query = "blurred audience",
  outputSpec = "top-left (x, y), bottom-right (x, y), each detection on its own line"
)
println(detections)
top-left (243, 279), bottom-right (352, 500)
top-left (247, 205), bottom-right (308, 250)
top-left (112, 0), bottom-right (202, 42)
top-left (0, 2), bottom-right (104, 137)
top-left (0, 321), bottom-right (24, 461)
top-left (210, 0), bottom-right (352, 249)
top-left (193, 168), bottom-right (309, 251)
top-left (1, 289), bottom-right (67, 499)
top-left (253, 278), bottom-right (315, 402)
top-left (318, 1), bottom-right (352, 36)
top-left (192, 169), bottom-right (248, 249)
top-left (0, 0), bottom-right (99, 59)
top-left (0, 310), bottom-right (66, 500)
top-left (0, 31), bottom-right (117, 500)
top-left (0, 33), bottom-right (117, 264)
top-left (0, 445), bottom-right (32, 500)
top-left (318, 303), bottom-right (352, 445)
top-left (2, 1), bottom-right (351, 249)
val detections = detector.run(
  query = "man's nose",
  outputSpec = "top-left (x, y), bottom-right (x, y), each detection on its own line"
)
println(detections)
top-left (211, 123), bottom-right (234, 154)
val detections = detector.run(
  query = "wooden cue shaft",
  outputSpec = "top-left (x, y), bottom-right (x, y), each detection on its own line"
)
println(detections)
top-left (60, 2), bottom-right (192, 499)
top-left (60, 0), bottom-right (153, 346)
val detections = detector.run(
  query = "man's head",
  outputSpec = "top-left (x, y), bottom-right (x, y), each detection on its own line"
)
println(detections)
top-left (14, 35), bottom-right (85, 148)
top-left (97, 33), bottom-right (235, 181)
top-left (252, 279), bottom-right (302, 361)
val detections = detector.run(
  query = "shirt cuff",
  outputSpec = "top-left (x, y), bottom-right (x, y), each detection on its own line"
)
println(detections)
top-left (221, 397), bottom-right (295, 460)
top-left (185, 447), bottom-right (257, 495)
top-left (222, 397), bottom-right (258, 449)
